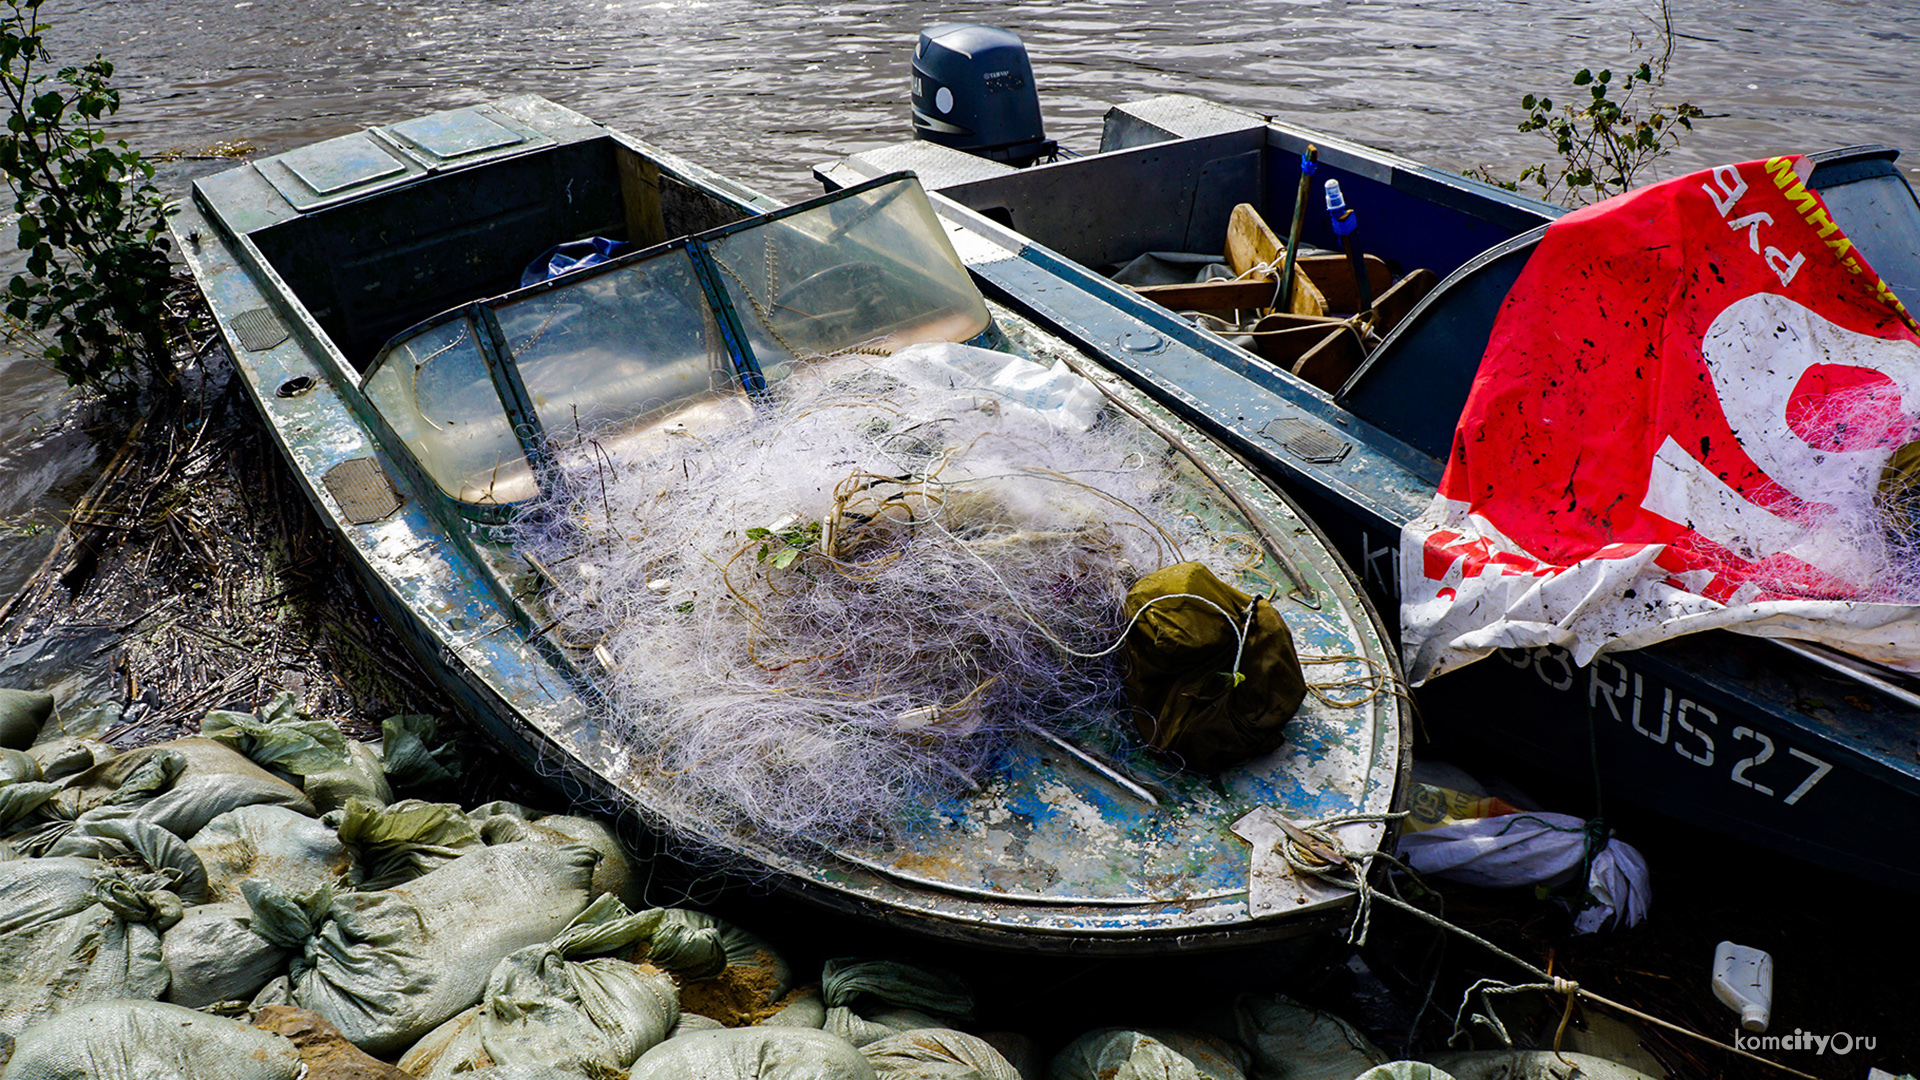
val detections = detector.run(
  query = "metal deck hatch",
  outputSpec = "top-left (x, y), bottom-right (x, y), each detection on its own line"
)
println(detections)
top-left (322, 457), bottom-right (404, 525)
top-left (386, 111), bottom-right (523, 160)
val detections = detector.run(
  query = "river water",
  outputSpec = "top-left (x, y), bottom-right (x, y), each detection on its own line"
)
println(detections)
top-left (1, 0), bottom-right (1916, 596)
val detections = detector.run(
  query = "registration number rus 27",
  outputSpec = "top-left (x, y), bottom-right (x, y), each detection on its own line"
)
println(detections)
top-left (1500, 646), bottom-right (1835, 807)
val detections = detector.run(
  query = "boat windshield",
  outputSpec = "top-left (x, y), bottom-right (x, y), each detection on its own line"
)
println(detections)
top-left (362, 174), bottom-right (992, 513)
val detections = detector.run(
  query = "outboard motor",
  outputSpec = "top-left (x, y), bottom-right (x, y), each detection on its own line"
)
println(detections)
top-left (911, 23), bottom-right (1055, 166)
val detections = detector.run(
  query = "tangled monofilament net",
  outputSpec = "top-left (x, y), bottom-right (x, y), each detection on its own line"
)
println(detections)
top-left (512, 345), bottom-right (1240, 847)
top-left (1739, 378), bottom-right (1920, 601)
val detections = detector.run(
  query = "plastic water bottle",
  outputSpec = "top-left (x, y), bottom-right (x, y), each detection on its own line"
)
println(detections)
top-left (1711, 940), bottom-right (1773, 1032)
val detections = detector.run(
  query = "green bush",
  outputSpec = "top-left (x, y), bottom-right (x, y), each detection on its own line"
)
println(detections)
top-left (0, 0), bottom-right (176, 399)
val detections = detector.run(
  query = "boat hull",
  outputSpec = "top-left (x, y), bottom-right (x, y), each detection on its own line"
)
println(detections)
top-left (173, 95), bottom-right (1411, 952)
top-left (817, 95), bottom-right (1920, 892)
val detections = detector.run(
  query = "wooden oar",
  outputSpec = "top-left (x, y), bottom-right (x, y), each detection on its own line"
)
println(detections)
top-left (1276, 145), bottom-right (1318, 312)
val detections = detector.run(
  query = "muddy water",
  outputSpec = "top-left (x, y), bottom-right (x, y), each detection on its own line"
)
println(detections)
top-left (1, 0), bottom-right (1916, 596)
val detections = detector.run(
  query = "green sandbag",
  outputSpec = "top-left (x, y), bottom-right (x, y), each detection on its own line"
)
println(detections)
top-left (0, 687), bottom-right (53, 750)
top-left (47, 815), bottom-right (210, 903)
top-left (822, 959), bottom-right (974, 1023)
top-left (528, 814), bottom-right (642, 908)
top-left (49, 738), bottom-right (314, 840)
top-left (200, 691), bottom-right (348, 777)
top-left (0, 864), bottom-right (181, 1038)
top-left (633, 909), bottom-right (730, 980)
top-left (24, 737), bottom-right (115, 783)
top-left (1050, 1029), bottom-right (1248, 1080)
top-left (1, 1000), bottom-right (301, 1080)
top-left (191, 803), bottom-right (355, 901)
top-left (329, 797), bottom-right (484, 889)
top-left (1234, 994), bottom-right (1388, 1080)
top-left (161, 899), bottom-right (293, 1009)
top-left (860, 1028), bottom-right (1022, 1080)
top-left (0, 748), bottom-right (40, 784)
top-left (303, 740), bottom-right (392, 813)
top-left (629, 1028), bottom-right (877, 1080)
top-left (0, 747), bottom-right (56, 831)
top-left (677, 917), bottom-right (795, 1027)
top-left (396, 895), bottom-right (682, 1079)
top-left (380, 713), bottom-right (462, 788)
top-left (276, 841), bottom-right (598, 1054)
top-left (1121, 562), bottom-right (1306, 771)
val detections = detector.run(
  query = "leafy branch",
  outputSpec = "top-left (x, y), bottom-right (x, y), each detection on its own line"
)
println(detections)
top-left (0, 0), bottom-right (179, 400)
top-left (746, 520), bottom-right (821, 570)
top-left (1467, 2), bottom-right (1706, 207)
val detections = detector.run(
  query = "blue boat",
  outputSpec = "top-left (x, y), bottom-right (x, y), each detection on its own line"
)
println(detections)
top-left (172, 95), bottom-right (1410, 953)
top-left (818, 92), bottom-right (1920, 891)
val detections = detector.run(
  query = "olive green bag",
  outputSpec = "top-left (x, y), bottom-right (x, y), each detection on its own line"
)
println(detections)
top-left (1121, 562), bottom-right (1307, 771)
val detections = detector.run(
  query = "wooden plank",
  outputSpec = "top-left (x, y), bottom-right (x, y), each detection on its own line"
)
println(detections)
top-left (1298, 253), bottom-right (1393, 314)
top-left (1290, 326), bottom-right (1367, 392)
top-left (1132, 275), bottom-right (1325, 317)
top-left (615, 147), bottom-right (667, 247)
top-left (1369, 268), bottom-right (1439, 337)
top-left (1225, 203), bottom-right (1282, 276)
top-left (1225, 204), bottom-right (1327, 316)
top-left (1132, 278), bottom-right (1286, 312)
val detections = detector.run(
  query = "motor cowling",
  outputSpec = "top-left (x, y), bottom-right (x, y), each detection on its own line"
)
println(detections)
top-left (911, 23), bottom-right (1054, 166)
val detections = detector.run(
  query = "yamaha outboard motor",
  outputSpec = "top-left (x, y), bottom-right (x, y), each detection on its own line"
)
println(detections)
top-left (912, 23), bottom-right (1055, 166)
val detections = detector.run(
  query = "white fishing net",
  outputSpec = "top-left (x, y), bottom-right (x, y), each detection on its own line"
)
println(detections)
top-left (511, 343), bottom-right (1249, 847)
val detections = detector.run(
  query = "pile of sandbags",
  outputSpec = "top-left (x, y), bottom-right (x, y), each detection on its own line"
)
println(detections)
top-left (0, 686), bottom-right (1666, 1080)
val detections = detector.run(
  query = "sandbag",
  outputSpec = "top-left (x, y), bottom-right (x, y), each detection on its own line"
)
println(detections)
top-left (1050, 1029), bottom-right (1248, 1080)
top-left (0, 856), bottom-right (109, 935)
top-left (278, 840), bottom-right (598, 1054)
top-left (329, 797), bottom-right (484, 890)
top-left (302, 740), bottom-right (391, 813)
top-left (190, 803), bottom-right (355, 901)
top-left (628, 1027), bottom-right (878, 1080)
top-left (861, 1028), bottom-right (1022, 1080)
top-left (822, 960), bottom-right (974, 1023)
top-left (0, 749), bottom-right (39, 784)
top-left (1354, 1067), bottom-right (1455, 1080)
top-left (52, 738), bottom-right (314, 839)
top-left (0, 999), bottom-right (301, 1080)
top-left (24, 737), bottom-right (114, 783)
top-left (828, 1007), bottom-right (945, 1049)
top-left (397, 896), bottom-right (682, 1079)
top-left (0, 751), bottom-right (55, 832)
top-left (763, 989), bottom-right (829, 1028)
top-left (625, 908), bottom-right (729, 980)
top-left (200, 691), bottom-right (349, 778)
top-left (162, 899), bottom-right (291, 1008)
top-left (380, 713), bottom-right (461, 788)
top-left (479, 811), bottom-right (640, 908)
top-left (0, 687), bottom-right (53, 750)
top-left (0, 867), bottom-right (181, 1038)
top-left (1121, 562), bottom-right (1306, 771)
top-left (1234, 994), bottom-right (1388, 1080)
top-left (47, 815), bottom-right (209, 903)
top-left (678, 918), bottom-right (796, 1027)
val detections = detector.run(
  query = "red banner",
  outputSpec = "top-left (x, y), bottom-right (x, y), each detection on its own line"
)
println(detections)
top-left (1402, 157), bottom-right (1920, 683)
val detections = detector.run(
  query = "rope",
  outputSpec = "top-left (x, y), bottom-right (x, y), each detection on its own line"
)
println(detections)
top-left (1264, 817), bottom-right (1822, 1080)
